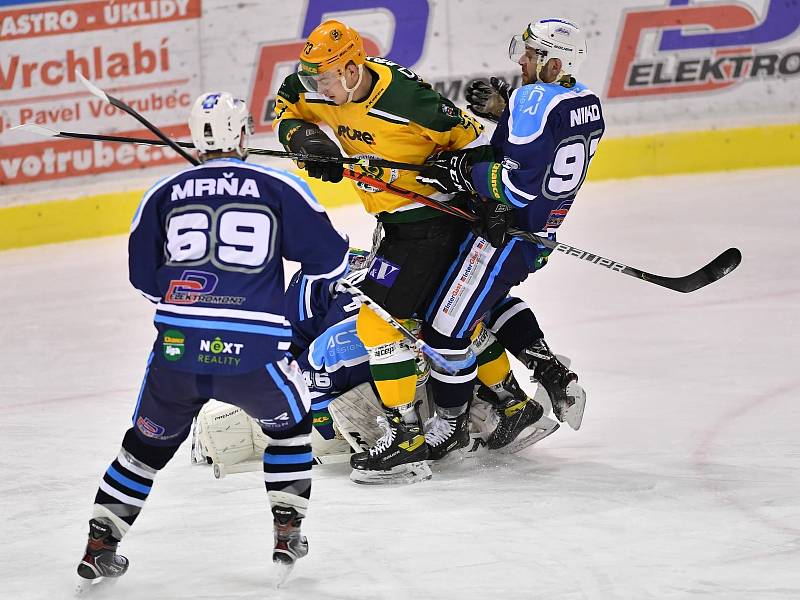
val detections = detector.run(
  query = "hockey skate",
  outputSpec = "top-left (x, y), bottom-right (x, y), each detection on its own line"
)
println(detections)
top-left (424, 406), bottom-right (471, 460)
top-left (75, 519), bottom-right (129, 594)
top-left (519, 339), bottom-right (586, 430)
top-left (477, 373), bottom-right (560, 453)
top-left (272, 505), bottom-right (308, 588)
top-left (349, 410), bottom-right (432, 485)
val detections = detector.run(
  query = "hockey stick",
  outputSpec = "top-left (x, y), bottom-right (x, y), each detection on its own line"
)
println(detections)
top-left (344, 170), bottom-right (742, 293)
top-left (10, 124), bottom-right (426, 172)
top-left (76, 72), bottom-right (200, 166)
top-left (343, 169), bottom-right (479, 221)
top-left (335, 279), bottom-right (472, 375)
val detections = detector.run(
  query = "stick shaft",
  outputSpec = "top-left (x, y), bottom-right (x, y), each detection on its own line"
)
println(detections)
top-left (24, 127), bottom-right (426, 171)
top-left (336, 280), bottom-right (468, 375)
top-left (342, 170), bottom-right (741, 293)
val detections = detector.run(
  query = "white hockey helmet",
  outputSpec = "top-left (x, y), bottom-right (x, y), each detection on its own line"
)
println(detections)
top-left (509, 18), bottom-right (587, 78)
top-left (189, 92), bottom-right (254, 159)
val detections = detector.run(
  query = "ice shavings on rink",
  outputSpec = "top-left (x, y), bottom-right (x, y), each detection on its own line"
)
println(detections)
top-left (1, 167), bottom-right (799, 599)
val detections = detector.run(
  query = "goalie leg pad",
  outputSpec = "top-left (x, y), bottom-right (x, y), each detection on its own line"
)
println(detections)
top-left (328, 383), bottom-right (386, 451)
top-left (561, 381), bottom-right (586, 431)
top-left (191, 399), bottom-right (259, 467)
top-left (329, 382), bottom-right (434, 454)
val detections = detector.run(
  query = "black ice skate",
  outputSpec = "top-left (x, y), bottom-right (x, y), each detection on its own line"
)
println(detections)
top-left (349, 410), bottom-right (432, 485)
top-left (477, 373), bottom-right (559, 453)
top-left (424, 406), bottom-right (470, 460)
top-left (75, 519), bottom-right (129, 593)
top-left (519, 339), bottom-right (586, 430)
top-left (272, 505), bottom-right (308, 587)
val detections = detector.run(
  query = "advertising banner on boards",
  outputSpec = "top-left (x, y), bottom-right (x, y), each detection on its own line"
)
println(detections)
top-left (1, 0), bottom-right (798, 193)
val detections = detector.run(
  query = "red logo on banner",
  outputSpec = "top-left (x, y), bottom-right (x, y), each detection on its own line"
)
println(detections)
top-left (608, 5), bottom-right (756, 98)
top-left (607, 1), bottom-right (800, 99)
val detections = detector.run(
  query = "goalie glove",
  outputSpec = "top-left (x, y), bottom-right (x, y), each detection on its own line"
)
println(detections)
top-left (285, 123), bottom-right (344, 183)
top-left (465, 77), bottom-right (514, 123)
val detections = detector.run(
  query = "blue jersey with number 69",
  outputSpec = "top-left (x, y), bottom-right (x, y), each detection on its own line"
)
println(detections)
top-left (471, 80), bottom-right (604, 235)
top-left (128, 158), bottom-right (349, 375)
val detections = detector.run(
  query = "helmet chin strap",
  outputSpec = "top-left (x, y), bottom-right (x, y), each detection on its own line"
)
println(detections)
top-left (340, 63), bottom-right (364, 103)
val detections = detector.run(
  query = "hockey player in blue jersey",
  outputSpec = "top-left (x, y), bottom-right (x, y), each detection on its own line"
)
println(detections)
top-left (74, 92), bottom-right (348, 590)
top-left (417, 18), bottom-right (600, 436)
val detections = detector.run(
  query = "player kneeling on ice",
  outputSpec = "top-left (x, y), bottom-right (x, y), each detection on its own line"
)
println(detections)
top-left (74, 92), bottom-right (348, 592)
top-left (191, 253), bottom-right (561, 483)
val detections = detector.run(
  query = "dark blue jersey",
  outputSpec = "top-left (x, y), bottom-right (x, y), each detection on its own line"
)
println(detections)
top-left (285, 271), bottom-right (371, 392)
top-left (129, 158), bottom-right (349, 375)
top-left (471, 80), bottom-right (604, 237)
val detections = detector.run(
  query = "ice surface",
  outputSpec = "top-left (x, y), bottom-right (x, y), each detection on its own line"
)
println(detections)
top-left (1, 168), bottom-right (799, 599)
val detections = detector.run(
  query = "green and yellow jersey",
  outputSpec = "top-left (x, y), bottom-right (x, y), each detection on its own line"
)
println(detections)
top-left (274, 57), bottom-right (487, 218)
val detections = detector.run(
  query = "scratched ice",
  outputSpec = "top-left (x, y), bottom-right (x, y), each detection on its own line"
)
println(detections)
top-left (1, 168), bottom-right (798, 599)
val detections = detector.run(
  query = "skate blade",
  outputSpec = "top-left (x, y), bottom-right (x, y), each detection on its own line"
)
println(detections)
top-left (274, 560), bottom-right (296, 588)
top-left (349, 461), bottom-right (432, 485)
top-left (563, 383), bottom-right (586, 431)
top-left (498, 417), bottom-right (560, 454)
top-left (75, 574), bottom-right (118, 596)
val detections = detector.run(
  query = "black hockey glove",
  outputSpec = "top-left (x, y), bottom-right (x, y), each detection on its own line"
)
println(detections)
top-left (465, 77), bottom-right (514, 123)
top-left (286, 124), bottom-right (344, 183)
top-left (472, 199), bottom-right (514, 248)
top-left (416, 150), bottom-right (475, 194)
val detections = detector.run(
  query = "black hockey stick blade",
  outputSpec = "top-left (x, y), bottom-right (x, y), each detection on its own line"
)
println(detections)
top-left (76, 72), bottom-right (199, 165)
top-left (639, 247), bottom-right (742, 293)
top-left (509, 227), bottom-right (742, 293)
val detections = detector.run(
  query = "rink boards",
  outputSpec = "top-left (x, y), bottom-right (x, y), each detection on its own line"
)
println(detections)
top-left (1, 0), bottom-right (799, 248)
